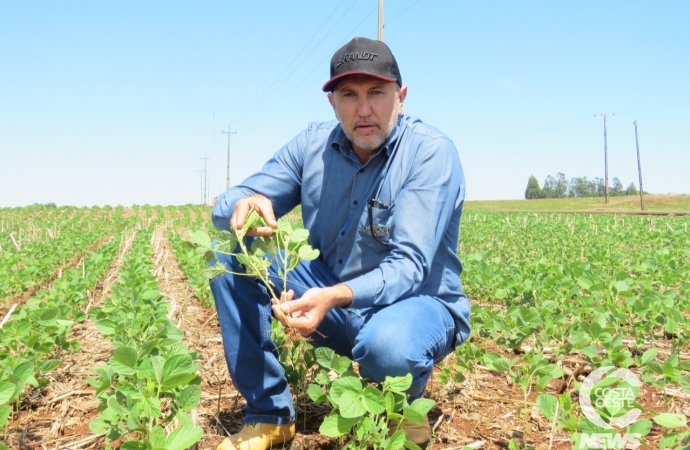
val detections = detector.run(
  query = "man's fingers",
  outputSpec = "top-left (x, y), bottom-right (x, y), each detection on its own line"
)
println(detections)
top-left (244, 226), bottom-right (275, 237)
top-left (230, 194), bottom-right (277, 232)
top-left (230, 201), bottom-right (251, 232)
top-left (253, 201), bottom-right (278, 228)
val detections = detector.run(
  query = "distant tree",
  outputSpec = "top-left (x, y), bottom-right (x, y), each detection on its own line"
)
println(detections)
top-left (525, 175), bottom-right (543, 199)
top-left (625, 182), bottom-right (638, 196)
top-left (611, 177), bottom-right (624, 196)
top-left (542, 175), bottom-right (556, 198)
top-left (555, 173), bottom-right (568, 198)
top-left (592, 177), bottom-right (605, 197)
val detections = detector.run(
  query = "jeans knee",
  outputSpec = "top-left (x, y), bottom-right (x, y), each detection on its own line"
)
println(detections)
top-left (353, 326), bottom-right (420, 382)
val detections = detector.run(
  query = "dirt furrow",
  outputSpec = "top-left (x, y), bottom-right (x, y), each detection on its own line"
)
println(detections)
top-left (149, 225), bottom-right (237, 449)
top-left (7, 231), bottom-right (138, 449)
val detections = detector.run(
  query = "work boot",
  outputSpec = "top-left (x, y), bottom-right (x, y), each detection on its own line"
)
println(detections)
top-left (217, 422), bottom-right (295, 450)
top-left (389, 415), bottom-right (430, 449)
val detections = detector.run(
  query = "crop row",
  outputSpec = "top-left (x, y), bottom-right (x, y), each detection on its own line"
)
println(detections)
top-left (87, 228), bottom-right (203, 449)
top-left (0, 214), bottom-right (137, 302)
top-left (453, 211), bottom-right (690, 446)
top-left (0, 233), bottom-right (122, 449)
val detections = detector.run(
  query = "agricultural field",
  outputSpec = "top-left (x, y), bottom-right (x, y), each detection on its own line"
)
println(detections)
top-left (0, 203), bottom-right (688, 449)
top-left (466, 194), bottom-right (690, 213)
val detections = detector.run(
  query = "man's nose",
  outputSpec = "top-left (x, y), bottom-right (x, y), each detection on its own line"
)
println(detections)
top-left (356, 98), bottom-right (373, 117)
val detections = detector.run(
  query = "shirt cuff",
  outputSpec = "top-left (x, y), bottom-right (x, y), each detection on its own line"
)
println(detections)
top-left (343, 269), bottom-right (384, 309)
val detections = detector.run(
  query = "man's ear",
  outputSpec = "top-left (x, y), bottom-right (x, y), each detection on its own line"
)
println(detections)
top-left (398, 85), bottom-right (408, 115)
top-left (327, 92), bottom-right (340, 121)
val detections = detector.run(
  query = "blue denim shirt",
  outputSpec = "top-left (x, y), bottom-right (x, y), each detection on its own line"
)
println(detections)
top-left (212, 114), bottom-right (470, 341)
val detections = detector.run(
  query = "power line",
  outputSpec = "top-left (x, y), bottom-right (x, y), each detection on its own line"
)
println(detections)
top-left (233, 0), bottom-right (358, 126)
top-left (240, 4), bottom-right (379, 129)
top-left (384, 0), bottom-right (424, 28)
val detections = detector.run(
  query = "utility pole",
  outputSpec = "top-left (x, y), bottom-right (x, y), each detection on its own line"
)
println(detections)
top-left (197, 170), bottom-right (204, 205)
top-left (378, 0), bottom-right (384, 41)
top-left (201, 156), bottom-right (211, 206)
top-left (596, 114), bottom-right (613, 203)
top-left (222, 127), bottom-right (237, 190)
top-left (634, 120), bottom-right (645, 211)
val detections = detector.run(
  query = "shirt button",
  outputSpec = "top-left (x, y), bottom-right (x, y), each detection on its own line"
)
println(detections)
top-left (340, 231), bottom-right (345, 236)
top-left (358, 168), bottom-right (364, 173)
top-left (338, 259), bottom-right (343, 264)
top-left (353, 200), bottom-right (358, 205)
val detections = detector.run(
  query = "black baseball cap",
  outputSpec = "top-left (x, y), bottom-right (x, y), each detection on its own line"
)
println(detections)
top-left (322, 37), bottom-right (402, 92)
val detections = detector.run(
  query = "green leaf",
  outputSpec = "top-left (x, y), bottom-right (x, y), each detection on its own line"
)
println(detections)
top-left (386, 430), bottom-right (407, 450)
top-left (402, 406), bottom-right (424, 425)
top-left (330, 376), bottom-right (362, 403)
top-left (628, 419), bottom-right (652, 437)
top-left (332, 355), bottom-right (353, 375)
top-left (94, 319), bottom-right (118, 336)
top-left (120, 442), bottom-right (147, 450)
top-left (110, 346), bottom-right (139, 376)
top-left (0, 405), bottom-right (12, 428)
top-left (298, 245), bottom-right (320, 261)
top-left (161, 373), bottom-right (198, 391)
top-left (315, 347), bottom-right (336, 369)
top-left (494, 288), bottom-right (507, 299)
top-left (0, 382), bottom-right (17, 405)
top-left (537, 394), bottom-right (557, 422)
top-left (653, 413), bottom-right (687, 429)
top-left (37, 359), bottom-right (61, 374)
top-left (383, 374), bottom-right (413, 394)
top-left (149, 425), bottom-right (166, 447)
top-left (319, 413), bottom-right (359, 437)
top-left (639, 348), bottom-right (658, 366)
top-left (581, 345), bottom-right (599, 358)
top-left (409, 398), bottom-right (434, 417)
top-left (308, 384), bottom-right (327, 403)
top-left (165, 425), bottom-right (203, 450)
top-left (485, 356), bottom-right (513, 373)
top-left (162, 354), bottom-right (193, 379)
top-left (361, 386), bottom-right (386, 415)
top-left (203, 263), bottom-right (228, 280)
top-left (338, 390), bottom-right (367, 418)
top-left (385, 392), bottom-right (396, 414)
top-left (290, 228), bottom-right (310, 243)
top-left (151, 355), bottom-right (165, 385)
top-left (12, 362), bottom-right (34, 383)
top-left (680, 374), bottom-right (690, 395)
top-left (89, 416), bottom-right (109, 434)
top-left (177, 384), bottom-right (202, 410)
top-left (187, 229), bottom-right (212, 249)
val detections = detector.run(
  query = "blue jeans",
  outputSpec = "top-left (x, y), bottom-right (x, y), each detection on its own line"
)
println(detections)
top-left (209, 250), bottom-right (457, 426)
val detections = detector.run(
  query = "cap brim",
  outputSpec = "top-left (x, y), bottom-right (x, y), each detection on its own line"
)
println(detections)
top-left (322, 71), bottom-right (397, 92)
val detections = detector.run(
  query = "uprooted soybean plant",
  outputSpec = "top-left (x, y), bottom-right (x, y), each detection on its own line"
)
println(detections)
top-left (189, 209), bottom-right (432, 450)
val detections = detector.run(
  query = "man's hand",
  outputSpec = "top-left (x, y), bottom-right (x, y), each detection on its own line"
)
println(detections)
top-left (271, 285), bottom-right (353, 336)
top-left (231, 194), bottom-right (278, 236)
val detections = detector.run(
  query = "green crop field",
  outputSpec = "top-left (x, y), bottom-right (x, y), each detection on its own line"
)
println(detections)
top-left (0, 203), bottom-right (688, 449)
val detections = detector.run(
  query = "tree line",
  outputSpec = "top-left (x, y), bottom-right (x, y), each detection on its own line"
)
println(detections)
top-left (525, 173), bottom-right (639, 199)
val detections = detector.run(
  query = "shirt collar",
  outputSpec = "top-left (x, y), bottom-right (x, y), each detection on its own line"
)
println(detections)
top-left (331, 114), bottom-right (404, 158)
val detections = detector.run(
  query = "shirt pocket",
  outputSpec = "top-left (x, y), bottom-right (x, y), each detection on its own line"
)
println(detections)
top-left (359, 199), bottom-right (394, 247)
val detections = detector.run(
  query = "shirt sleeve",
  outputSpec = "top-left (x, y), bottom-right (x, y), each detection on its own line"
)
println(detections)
top-left (343, 135), bottom-right (465, 308)
top-left (211, 129), bottom-right (307, 232)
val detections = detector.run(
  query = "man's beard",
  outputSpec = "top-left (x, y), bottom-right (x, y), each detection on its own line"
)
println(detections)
top-left (344, 104), bottom-right (400, 153)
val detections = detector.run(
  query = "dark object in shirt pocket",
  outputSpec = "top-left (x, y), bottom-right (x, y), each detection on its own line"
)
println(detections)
top-left (362, 200), bottom-right (392, 245)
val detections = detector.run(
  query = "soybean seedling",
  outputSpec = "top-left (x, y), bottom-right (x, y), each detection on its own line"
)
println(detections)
top-left (188, 208), bottom-right (320, 331)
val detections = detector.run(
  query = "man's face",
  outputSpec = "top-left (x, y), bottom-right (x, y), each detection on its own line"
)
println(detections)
top-left (328, 75), bottom-right (407, 155)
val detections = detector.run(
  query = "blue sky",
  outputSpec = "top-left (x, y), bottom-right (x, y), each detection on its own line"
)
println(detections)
top-left (1, 1), bottom-right (688, 207)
